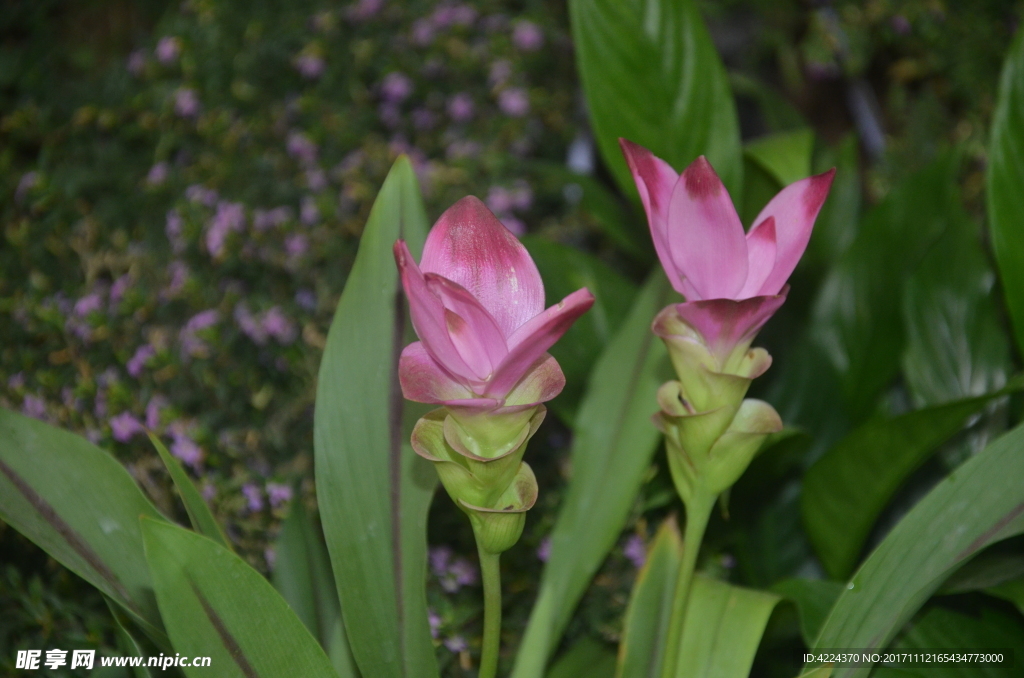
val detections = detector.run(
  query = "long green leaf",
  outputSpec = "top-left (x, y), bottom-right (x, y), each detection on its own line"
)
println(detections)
top-left (141, 518), bottom-right (337, 678)
top-left (810, 422), bottom-right (1024, 678)
top-left (616, 517), bottom-right (683, 678)
top-left (313, 156), bottom-right (438, 678)
top-left (547, 637), bottom-right (616, 678)
top-left (570, 0), bottom-right (742, 198)
top-left (745, 129), bottom-right (814, 187)
top-left (803, 379), bottom-right (1024, 579)
top-left (773, 579), bottom-right (844, 648)
top-left (987, 28), bottom-right (1024, 357)
top-left (148, 432), bottom-right (229, 549)
top-left (674, 575), bottom-right (780, 678)
top-left (512, 272), bottom-right (673, 678)
top-left (0, 408), bottom-right (168, 642)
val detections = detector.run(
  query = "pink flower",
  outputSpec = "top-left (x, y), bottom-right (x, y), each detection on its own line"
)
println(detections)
top-left (395, 197), bottom-right (593, 408)
top-left (620, 139), bottom-right (834, 360)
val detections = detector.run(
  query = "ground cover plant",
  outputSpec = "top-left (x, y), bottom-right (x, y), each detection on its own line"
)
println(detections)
top-left (2, 0), bottom-right (1024, 677)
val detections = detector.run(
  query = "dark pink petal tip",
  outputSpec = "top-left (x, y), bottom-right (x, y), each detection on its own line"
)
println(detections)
top-left (664, 290), bottom-right (788, 361)
top-left (681, 156), bottom-right (725, 199)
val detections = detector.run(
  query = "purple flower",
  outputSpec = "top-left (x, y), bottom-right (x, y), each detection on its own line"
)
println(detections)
top-left (127, 50), bottom-right (147, 76)
top-left (174, 88), bottom-right (200, 117)
top-left (165, 260), bottom-right (189, 297)
top-left (443, 636), bottom-right (467, 653)
top-left (380, 72), bottom-right (413, 103)
top-left (486, 186), bottom-right (513, 214)
top-left (16, 171), bottom-right (40, 202)
top-left (428, 610), bottom-right (442, 639)
top-left (306, 168), bottom-right (328, 192)
top-left (186, 184), bottom-right (219, 206)
top-left (155, 36), bottom-right (181, 65)
top-left (235, 303), bottom-right (268, 345)
top-left (180, 309), bottom-right (220, 358)
top-left (623, 534), bottom-right (646, 569)
top-left (74, 293), bottom-right (104, 317)
top-left (206, 201), bottom-right (246, 257)
top-left (253, 206), bottom-right (292, 231)
top-left (265, 547), bottom-right (277, 571)
top-left (22, 395), bottom-right (47, 421)
top-left (146, 396), bottom-right (168, 430)
top-left (347, 0), bottom-right (384, 21)
top-left (447, 93), bottom-right (474, 122)
top-left (537, 536), bottom-right (552, 562)
top-left (295, 289), bottom-right (317, 311)
top-left (287, 234), bottom-right (311, 260)
top-left (513, 21), bottom-right (544, 51)
top-left (201, 482), bottom-right (216, 501)
top-left (294, 54), bottom-right (326, 79)
top-left (287, 132), bottom-right (319, 166)
top-left (169, 427), bottom-right (203, 468)
top-left (489, 60), bottom-right (512, 87)
top-left (300, 196), bottom-right (320, 225)
top-left (411, 19), bottom-right (435, 45)
top-left (7, 372), bottom-right (26, 390)
top-left (242, 483), bottom-right (264, 512)
top-left (110, 412), bottom-right (144, 442)
top-left (266, 482), bottom-right (293, 508)
top-left (429, 546), bottom-right (479, 593)
top-left (498, 88), bottom-right (530, 117)
top-left (446, 140), bottom-right (481, 159)
top-left (110, 274), bottom-right (132, 304)
top-left (262, 307), bottom-right (297, 344)
top-left (500, 215), bottom-right (526, 237)
top-left (127, 344), bottom-right (156, 378)
top-left (146, 162), bottom-right (169, 186)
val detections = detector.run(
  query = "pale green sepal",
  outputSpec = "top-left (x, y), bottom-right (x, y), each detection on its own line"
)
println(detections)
top-left (703, 399), bottom-right (782, 493)
top-left (462, 462), bottom-right (539, 554)
top-left (445, 404), bottom-right (540, 458)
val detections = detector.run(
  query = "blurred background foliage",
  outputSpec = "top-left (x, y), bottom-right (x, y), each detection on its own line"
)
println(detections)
top-left (1, 0), bottom-right (1023, 675)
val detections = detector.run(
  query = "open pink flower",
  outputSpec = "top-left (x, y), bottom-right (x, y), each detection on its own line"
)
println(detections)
top-left (394, 196), bottom-right (594, 408)
top-left (620, 139), bottom-right (834, 361)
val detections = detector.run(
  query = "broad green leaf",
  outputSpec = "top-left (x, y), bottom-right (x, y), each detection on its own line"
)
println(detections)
top-left (987, 578), bottom-right (1024, 615)
top-left (616, 517), bottom-right (682, 678)
top-left (521, 236), bottom-right (638, 422)
top-left (745, 129), bottom-right (815, 187)
top-left (570, 0), bottom-right (742, 199)
top-left (313, 156), bottom-right (438, 678)
top-left (104, 596), bottom-right (154, 678)
top-left (810, 422), bottom-right (1024, 678)
top-left (271, 496), bottom-right (356, 678)
top-left (939, 542), bottom-right (1024, 594)
top-left (902, 211), bottom-right (1010, 407)
top-left (808, 155), bottom-right (958, 421)
top-left (547, 636), bottom-right (616, 678)
top-left (141, 519), bottom-right (337, 678)
top-left (796, 666), bottom-right (833, 678)
top-left (512, 272), bottom-right (674, 678)
top-left (148, 432), bottom-right (229, 550)
top-left (803, 379), bottom-right (1024, 579)
top-left (0, 408), bottom-right (168, 642)
top-left (773, 579), bottom-right (844, 647)
top-left (674, 575), bottom-right (780, 678)
top-left (987, 28), bottom-right (1024, 357)
top-left (874, 605), bottom-right (1024, 678)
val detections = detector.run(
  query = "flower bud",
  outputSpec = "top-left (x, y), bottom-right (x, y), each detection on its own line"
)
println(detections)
top-left (461, 462), bottom-right (538, 554)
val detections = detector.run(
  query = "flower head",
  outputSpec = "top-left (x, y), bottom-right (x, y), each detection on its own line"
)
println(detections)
top-left (395, 197), bottom-right (593, 409)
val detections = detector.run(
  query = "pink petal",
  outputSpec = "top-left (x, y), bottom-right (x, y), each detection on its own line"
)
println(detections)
top-left (750, 169), bottom-right (836, 296)
top-left (394, 240), bottom-right (476, 381)
top-left (425, 274), bottom-right (508, 379)
top-left (667, 156), bottom-right (748, 300)
top-left (398, 342), bottom-right (475, 403)
top-left (671, 293), bottom-right (787, 363)
top-left (486, 288), bottom-right (594, 398)
top-left (420, 196), bottom-right (545, 337)
top-left (738, 217), bottom-right (778, 298)
top-left (619, 139), bottom-right (684, 294)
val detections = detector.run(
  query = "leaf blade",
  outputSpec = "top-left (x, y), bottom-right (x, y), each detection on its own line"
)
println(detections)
top-left (148, 432), bottom-right (229, 549)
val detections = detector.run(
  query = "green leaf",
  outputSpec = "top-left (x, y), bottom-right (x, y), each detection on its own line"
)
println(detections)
top-left (796, 666), bottom-right (834, 678)
top-left (987, 28), bottom-right (1024, 357)
top-left (807, 135), bottom-right (861, 267)
top-left (673, 575), bottom-right (780, 678)
top-left (104, 596), bottom-right (154, 678)
top-left (313, 156), bottom-right (438, 678)
top-left (803, 378), bottom-right (1024, 579)
top-left (521, 236), bottom-right (638, 422)
top-left (148, 432), bottom-right (229, 550)
top-left (986, 578), bottom-right (1024, 615)
top-left (512, 272), bottom-right (674, 678)
top-left (570, 0), bottom-right (742, 198)
top-left (773, 579), bottom-right (844, 647)
top-left (939, 542), bottom-right (1024, 594)
top-left (902, 209), bottom-right (1010, 407)
top-left (745, 129), bottom-right (815, 187)
top-left (810, 422), bottom-right (1024, 678)
top-left (616, 517), bottom-right (683, 678)
top-left (141, 518), bottom-right (337, 678)
top-left (547, 637), bottom-right (616, 678)
top-left (0, 408), bottom-right (168, 641)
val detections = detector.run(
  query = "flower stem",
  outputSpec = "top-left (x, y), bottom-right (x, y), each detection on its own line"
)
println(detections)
top-left (477, 544), bottom-right (502, 678)
top-left (660, 487), bottom-right (715, 678)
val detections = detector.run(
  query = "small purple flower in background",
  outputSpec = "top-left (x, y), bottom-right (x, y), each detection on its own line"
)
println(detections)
top-left (202, 482), bottom-right (216, 501)
top-left (411, 19), bottom-right (435, 46)
top-left (206, 201), bottom-right (246, 257)
top-left (235, 303), bottom-right (268, 345)
top-left (446, 140), bottom-right (481, 160)
top-left (287, 233), bottom-right (310, 260)
top-left (306, 168), bottom-right (328, 192)
top-left (127, 344), bottom-right (156, 378)
top-left (146, 162), bottom-right (169, 186)
top-left (624, 534), bottom-right (646, 569)
top-left (498, 88), bottom-right (530, 117)
top-left (22, 395), bottom-right (47, 421)
top-left (891, 15), bottom-right (912, 35)
top-left (429, 546), bottom-right (479, 593)
top-left (294, 53), bottom-right (326, 79)
top-left (486, 186), bottom-right (513, 214)
top-left (146, 395), bottom-right (168, 430)
top-left (721, 553), bottom-right (737, 569)
top-left (295, 289), bottom-right (317, 311)
top-left (16, 171), bottom-right (40, 203)
top-left (266, 482), bottom-right (293, 508)
top-left (447, 92), bottom-right (474, 122)
top-left (443, 636), bottom-right (467, 653)
top-left (287, 131), bottom-right (319, 166)
top-left (489, 60), bottom-right (512, 87)
top-left (110, 274), bottom-right (132, 305)
top-left (537, 537), bottom-right (552, 562)
top-left (8, 372), bottom-right (26, 390)
top-left (155, 36), bottom-right (181, 65)
top-left (242, 483), bottom-right (264, 512)
top-left (264, 547), bottom-right (277, 571)
top-left (412, 107), bottom-right (437, 130)
top-left (346, 0), bottom-right (384, 22)
top-left (512, 21), bottom-right (544, 51)
top-left (127, 50), bottom-right (147, 76)
top-left (168, 425), bottom-right (203, 468)
top-left (500, 216), bottom-right (526, 237)
top-left (179, 309), bottom-right (220, 358)
top-left (110, 412), bottom-right (144, 443)
top-left (253, 206), bottom-right (292, 231)
top-left (432, 3), bottom-right (476, 27)
top-left (73, 293), bottom-right (104, 317)
top-left (174, 88), bottom-right (200, 117)
top-left (380, 72), bottom-right (413, 103)
top-left (262, 307), bottom-right (297, 344)
top-left (428, 609), bottom-right (442, 639)
top-left (300, 197), bottom-right (320, 225)
top-left (186, 184), bottom-right (219, 207)
top-left (164, 260), bottom-right (190, 298)
top-left (378, 103), bottom-right (401, 128)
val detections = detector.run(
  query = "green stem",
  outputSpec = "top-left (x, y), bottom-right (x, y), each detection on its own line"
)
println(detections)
top-left (659, 487), bottom-right (716, 678)
top-left (477, 545), bottom-right (502, 678)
